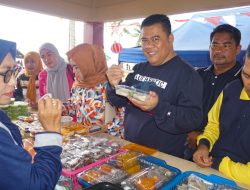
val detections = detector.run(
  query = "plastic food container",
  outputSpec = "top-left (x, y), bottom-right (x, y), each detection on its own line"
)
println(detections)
top-left (121, 165), bottom-right (178, 190)
top-left (167, 171), bottom-right (243, 190)
top-left (78, 150), bottom-right (181, 189)
top-left (115, 85), bottom-right (150, 101)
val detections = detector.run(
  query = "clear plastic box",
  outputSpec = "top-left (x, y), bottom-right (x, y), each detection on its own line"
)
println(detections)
top-left (115, 85), bottom-right (150, 101)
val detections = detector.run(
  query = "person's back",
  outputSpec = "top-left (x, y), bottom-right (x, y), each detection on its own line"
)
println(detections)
top-left (106, 14), bottom-right (203, 158)
top-left (186, 24), bottom-right (242, 158)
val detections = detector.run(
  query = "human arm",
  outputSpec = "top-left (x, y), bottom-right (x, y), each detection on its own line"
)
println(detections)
top-left (186, 131), bottom-right (202, 149)
top-left (0, 97), bottom-right (62, 190)
top-left (62, 87), bottom-right (77, 117)
top-left (151, 71), bottom-right (203, 134)
top-left (218, 157), bottom-right (250, 186)
top-left (193, 93), bottom-right (223, 168)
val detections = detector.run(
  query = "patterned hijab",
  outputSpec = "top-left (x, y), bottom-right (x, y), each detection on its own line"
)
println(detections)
top-left (66, 43), bottom-right (108, 88)
top-left (39, 43), bottom-right (69, 102)
top-left (0, 39), bottom-right (16, 64)
top-left (24, 52), bottom-right (43, 103)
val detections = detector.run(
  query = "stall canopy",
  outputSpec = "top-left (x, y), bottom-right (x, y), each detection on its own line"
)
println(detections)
top-left (119, 7), bottom-right (250, 68)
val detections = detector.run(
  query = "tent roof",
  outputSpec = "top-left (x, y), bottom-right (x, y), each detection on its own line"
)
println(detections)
top-left (0, 0), bottom-right (249, 22)
top-left (173, 6), bottom-right (250, 50)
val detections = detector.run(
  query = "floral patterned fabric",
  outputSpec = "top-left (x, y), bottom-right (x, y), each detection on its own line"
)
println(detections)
top-left (62, 82), bottom-right (124, 138)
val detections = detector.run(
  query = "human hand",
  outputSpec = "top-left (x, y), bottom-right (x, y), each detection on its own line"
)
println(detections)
top-left (186, 131), bottom-right (202, 149)
top-left (193, 144), bottom-right (213, 167)
top-left (128, 91), bottom-right (159, 111)
top-left (38, 97), bottom-right (62, 133)
top-left (106, 64), bottom-right (123, 87)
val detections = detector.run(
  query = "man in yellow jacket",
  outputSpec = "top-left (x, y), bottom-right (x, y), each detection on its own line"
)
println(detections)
top-left (193, 44), bottom-right (250, 186)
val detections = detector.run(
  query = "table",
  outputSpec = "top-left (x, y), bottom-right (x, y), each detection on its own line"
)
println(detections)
top-left (103, 133), bottom-right (250, 189)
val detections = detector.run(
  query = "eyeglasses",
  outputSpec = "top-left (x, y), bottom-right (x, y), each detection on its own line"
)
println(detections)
top-left (210, 43), bottom-right (233, 51)
top-left (141, 35), bottom-right (161, 46)
top-left (0, 67), bottom-right (20, 83)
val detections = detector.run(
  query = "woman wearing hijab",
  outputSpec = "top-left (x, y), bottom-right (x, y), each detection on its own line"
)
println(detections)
top-left (0, 39), bottom-right (63, 190)
top-left (14, 51), bottom-right (43, 108)
top-left (63, 43), bottom-right (124, 137)
top-left (39, 43), bottom-right (74, 102)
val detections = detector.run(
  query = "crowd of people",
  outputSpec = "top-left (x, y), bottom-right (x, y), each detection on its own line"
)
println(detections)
top-left (0, 13), bottom-right (249, 189)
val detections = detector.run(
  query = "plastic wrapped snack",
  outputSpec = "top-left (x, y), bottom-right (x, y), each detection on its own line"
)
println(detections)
top-left (121, 165), bottom-right (177, 190)
top-left (61, 135), bottom-right (121, 171)
top-left (108, 150), bottom-right (143, 175)
top-left (176, 174), bottom-right (214, 190)
top-left (115, 85), bottom-right (150, 101)
top-left (78, 163), bottom-right (127, 185)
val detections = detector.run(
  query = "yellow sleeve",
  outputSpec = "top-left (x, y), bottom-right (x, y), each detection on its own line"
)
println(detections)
top-left (219, 156), bottom-right (250, 186)
top-left (197, 92), bottom-right (223, 151)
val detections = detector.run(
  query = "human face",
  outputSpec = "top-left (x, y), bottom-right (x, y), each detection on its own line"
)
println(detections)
top-left (241, 57), bottom-right (250, 97)
top-left (40, 49), bottom-right (57, 68)
top-left (70, 60), bottom-right (83, 81)
top-left (25, 57), bottom-right (37, 74)
top-left (141, 23), bottom-right (175, 66)
top-left (0, 53), bottom-right (16, 105)
top-left (210, 32), bottom-right (241, 70)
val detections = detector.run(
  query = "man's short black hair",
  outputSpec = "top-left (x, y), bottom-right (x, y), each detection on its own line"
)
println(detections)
top-left (141, 14), bottom-right (171, 35)
top-left (210, 24), bottom-right (241, 46)
top-left (246, 44), bottom-right (250, 59)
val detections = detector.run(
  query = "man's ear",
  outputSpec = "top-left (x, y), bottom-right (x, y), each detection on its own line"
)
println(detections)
top-left (169, 33), bottom-right (174, 43)
top-left (236, 44), bottom-right (242, 55)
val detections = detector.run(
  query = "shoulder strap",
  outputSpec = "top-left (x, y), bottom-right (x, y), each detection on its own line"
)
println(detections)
top-left (0, 122), bottom-right (18, 145)
top-left (67, 64), bottom-right (75, 81)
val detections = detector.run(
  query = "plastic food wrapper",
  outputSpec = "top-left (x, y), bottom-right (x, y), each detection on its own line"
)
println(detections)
top-left (115, 85), bottom-right (150, 101)
top-left (121, 165), bottom-right (177, 190)
top-left (176, 174), bottom-right (214, 190)
top-left (61, 134), bottom-right (121, 171)
top-left (39, 93), bottom-right (52, 100)
top-left (13, 114), bottom-right (44, 136)
top-left (107, 150), bottom-right (145, 175)
top-left (78, 163), bottom-right (127, 185)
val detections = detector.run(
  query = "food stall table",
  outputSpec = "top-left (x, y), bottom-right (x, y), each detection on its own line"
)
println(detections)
top-left (101, 133), bottom-right (250, 189)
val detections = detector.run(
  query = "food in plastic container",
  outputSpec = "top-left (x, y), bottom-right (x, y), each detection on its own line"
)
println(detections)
top-left (121, 165), bottom-right (176, 190)
top-left (115, 85), bottom-right (150, 101)
top-left (61, 135), bottom-right (121, 171)
top-left (78, 163), bottom-right (127, 185)
top-left (176, 174), bottom-right (214, 190)
top-left (110, 150), bottom-right (142, 175)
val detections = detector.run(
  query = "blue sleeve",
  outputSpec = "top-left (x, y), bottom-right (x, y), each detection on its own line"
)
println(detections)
top-left (0, 129), bottom-right (62, 190)
top-left (152, 71), bottom-right (203, 134)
